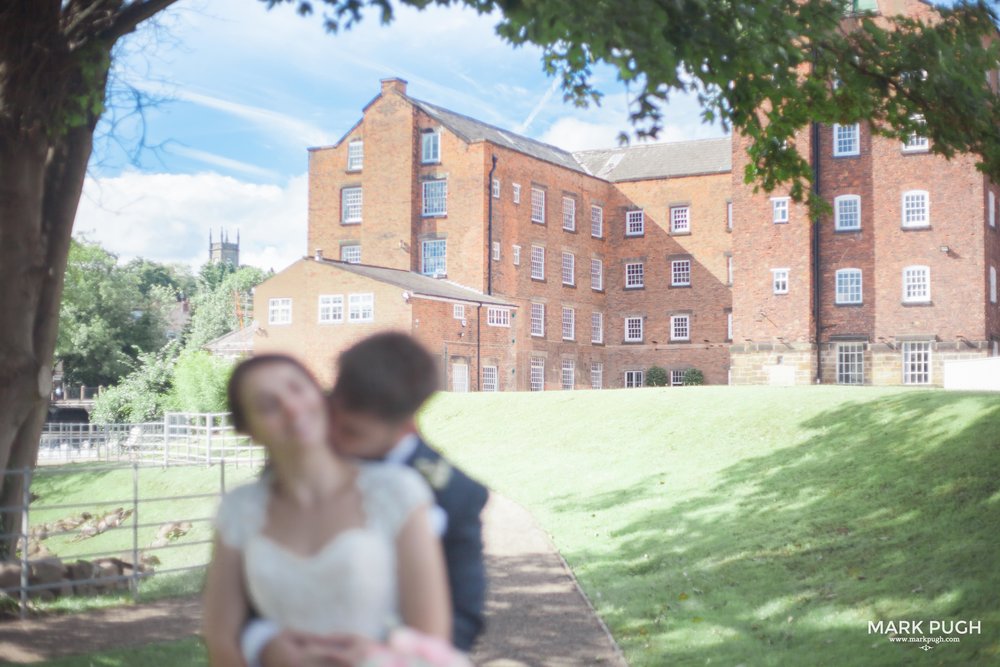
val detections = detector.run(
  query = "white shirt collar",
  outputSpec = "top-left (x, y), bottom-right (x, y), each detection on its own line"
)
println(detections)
top-left (384, 432), bottom-right (420, 464)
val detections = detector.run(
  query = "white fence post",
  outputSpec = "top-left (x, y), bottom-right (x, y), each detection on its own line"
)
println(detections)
top-left (19, 467), bottom-right (31, 620)
top-left (131, 462), bottom-right (140, 602)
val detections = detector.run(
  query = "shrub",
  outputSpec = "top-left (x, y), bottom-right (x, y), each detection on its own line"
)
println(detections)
top-left (683, 368), bottom-right (705, 386)
top-left (168, 352), bottom-right (234, 414)
top-left (645, 366), bottom-right (669, 387)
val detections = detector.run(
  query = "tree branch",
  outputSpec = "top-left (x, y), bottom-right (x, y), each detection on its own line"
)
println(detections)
top-left (99, 0), bottom-right (180, 42)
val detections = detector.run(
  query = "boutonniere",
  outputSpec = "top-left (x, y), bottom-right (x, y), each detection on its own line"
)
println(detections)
top-left (414, 457), bottom-right (453, 491)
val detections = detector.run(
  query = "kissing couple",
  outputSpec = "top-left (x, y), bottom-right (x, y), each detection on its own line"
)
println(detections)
top-left (202, 333), bottom-right (489, 667)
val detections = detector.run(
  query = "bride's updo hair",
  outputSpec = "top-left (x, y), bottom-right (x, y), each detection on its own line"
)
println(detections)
top-left (227, 354), bottom-right (322, 433)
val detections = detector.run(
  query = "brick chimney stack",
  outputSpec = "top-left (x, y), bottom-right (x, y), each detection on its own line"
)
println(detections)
top-left (380, 77), bottom-right (408, 96)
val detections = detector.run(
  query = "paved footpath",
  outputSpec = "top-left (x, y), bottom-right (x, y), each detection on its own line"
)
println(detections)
top-left (0, 494), bottom-right (626, 666)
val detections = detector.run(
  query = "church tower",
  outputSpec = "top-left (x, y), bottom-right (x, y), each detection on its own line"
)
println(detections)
top-left (209, 228), bottom-right (240, 266)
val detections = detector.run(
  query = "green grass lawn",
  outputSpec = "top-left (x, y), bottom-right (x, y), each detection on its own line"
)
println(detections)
top-left (22, 386), bottom-right (1000, 666)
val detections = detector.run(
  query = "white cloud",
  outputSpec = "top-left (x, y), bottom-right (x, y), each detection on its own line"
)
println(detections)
top-left (75, 171), bottom-right (307, 271)
top-left (170, 145), bottom-right (281, 180)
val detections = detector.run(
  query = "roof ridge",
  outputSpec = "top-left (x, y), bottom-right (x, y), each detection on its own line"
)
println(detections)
top-left (573, 135), bottom-right (732, 157)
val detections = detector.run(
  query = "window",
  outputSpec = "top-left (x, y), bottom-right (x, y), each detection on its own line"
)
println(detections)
top-left (340, 245), bottom-right (361, 264)
top-left (492, 242), bottom-right (500, 261)
top-left (561, 359), bottom-right (575, 390)
top-left (727, 201), bottom-right (733, 231)
top-left (590, 362), bottom-right (603, 389)
top-left (591, 259), bottom-right (603, 291)
top-left (626, 210), bottom-right (644, 236)
top-left (453, 304), bottom-right (465, 320)
top-left (591, 312), bottom-right (604, 344)
top-left (422, 180), bottom-right (447, 217)
top-left (833, 123), bottom-right (860, 156)
top-left (835, 268), bottom-right (863, 305)
top-left (487, 307), bottom-right (511, 327)
top-left (902, 265), bottom-right (931, 303)
top-left (530, 245), bottom-right (545, 280)
top-left (562, 197), bottom-right (576, 231)
top-left (342, 187), bottom-right (362, 224)
top-left (562, 252), bottom-right (575, 286)
top-left (625, 317), bottom-right (643, 342)
top-left (512, 183), bottom-right (521, 204)
top-left (625, 370), bottom-right (644, 388)
top-left (670, 370), bottom-right (686, 387)
top-left (671, 314), bottom-right (690, 341)
top-left (591, 205), bottom-right (604, 238)
top-left (421, 131), bottom-right (440, 163)
top-left (531, 188), bottom-right (546, 223)
top-left (318, 295), bottom-right (343, 323)
top-left (727, 256), bottom-right (734, 286)
top-left (625, 262), bottom-right (644, 289)
top-left (421, 239), bottom-right (447, 276)
top-left (452, 363), bottom-right (469, 393)
top-left (990, 265), bottom-right (997, 304)
top-left (562, 307), bottom-right (575, 340)
top-left (670, 206), bottom-right (690, 234)
top-left (903, 116), bottom-right (929, 152)
top-left (835, 195), bottom-right (861, 231)
top-left (512, 245), bottom-right (521, 266)
top-left (902, 341), bottom-right (932, 385)
top-left (772, 268), bottom-right (790, 295)
top-left (530, 303), bottom-right (545, 337)
top-left (772, 197), bottom-right (789, 224)
top-left (837, 343), bottom-right (865, 385)
top-left (902, 190), bottom-right (929, 228)
top-left (268, 298), bottom-right (291, 325)
top-left (530, 357), bottom-right (545, 391)
top-left (348, 293), bottom-right (374, 322)
top-left (481, 366), bottom-right (498, 392)
top-left (990, 191), bottom-right (996, 228)
top-left (671, 259), bottom-right (691, 287)
top-left (347, 140), bottom-right (363, 171)
top-left (492, 179), bottom-right (500, 198)
top-left (727, 311), bottom-right (733, 341)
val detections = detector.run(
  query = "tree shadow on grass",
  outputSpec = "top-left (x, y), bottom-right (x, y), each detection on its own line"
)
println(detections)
top-left (556, 392), bottom-right (1000, 666)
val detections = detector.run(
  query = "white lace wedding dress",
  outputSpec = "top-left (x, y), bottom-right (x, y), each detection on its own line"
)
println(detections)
top-left (213, 462), bottom-right (432, 639)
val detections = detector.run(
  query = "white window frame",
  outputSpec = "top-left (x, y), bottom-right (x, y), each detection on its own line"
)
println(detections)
top-left (451, 362), bottom-right (469, 393)
top-left (422, 180), bottom-right (447, 217)
top-left (591, 205), bottom-right (604, 238)
top-left (902, 341), bottom-right (932, 385)
top-left (492, 242), bottom-right (501, 262)
top-left (671, 259), bottom-right (691, 287)
top-left (624, 370), bottom-right (644, 388)
top-left (562, 197), bottom-right (576, 231)
top-left (481, 366), bottom-right (498, 392)
top-left (512, 245), bottom-right (521, 266)
top-left (670, 314), bottom-right (690, 342)
top-left (421, 131), bottom-right (440, 164)
top-left (591, 259), bottom-right (603, 291)
top-left (670, 205), bottom-right (690, 234)
top-left (492, 178), bottom-right (500, 199)
top-left (834, 194), bottom-right (861, 231)
top-left (340, 245), bottom-right (361, 264)
top-left (772, 268), bottom-right (790, 295)
top-left (530, 357), bottom-right (545, 391)
top-left (530, 245), bottom-right (545, 280)
top-left (562, 307), bottom-right (575, 341)
top-left (990, 190), bottom-right (996, 228)
top-left (902, 190), bottom-right (929, 228)
top-left (453, 304), bottom-right (465, 320)
top-left (318, 294), bottom-right (344, 324)
top-left (590, 362), bottom-right (603, 389)
top-left (531, 188), bottom-right (546, 224)
top-left (512, 183), bottom-right (521, 204)
top-left (421, 239), bottom-right (447, 277)
top-left (626, 210), bottom-right (645, 236)
top-left (727, 311), bottom-right (733, 341)
top-left (836, 342), bottom-right (865, 385)
top-left (771, 197), bottom-right (790, 224)
top-left (625, 262), bottom-right (644, 289)
top-left (991, 265), bottom-right (998, 304)
top-left (625, 317), bottom-right (643, 343)
top-left (591, 312), bottom-right (604, 344)
top-left (727, 201), bottom-right (733, 231)
top-left (561, 359), bottom-right (575, 390)
top-left (727, 256), bottom-right (734, 286)
top-left (902, 115), bottom-right (929, 152)
top-left (487, 307), bottom-right (511, 327)
top-left (833, 122), bottom-right (860, 157)
top-left (835, 268), bottom-right (863, 305)
top-left (530, 303), bottom-right (545, 337)
top-left (268, 297), bottom-right (292, 325)
top-left (670, 370), bottom-right (686, 387)
top-left (341, 187), bottom-right (362, 224)
top-left (902, 265), bottom-right (931, 303)
top-left (561, 252), bottom-right (575, 286)
top-left (347, 140), bottom-right (363, 171)
top-left (348, 293), bottom-right (374, 323)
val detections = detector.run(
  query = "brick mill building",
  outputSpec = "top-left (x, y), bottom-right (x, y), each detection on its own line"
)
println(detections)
top-left (254, 4), bottom-right (1000, 390)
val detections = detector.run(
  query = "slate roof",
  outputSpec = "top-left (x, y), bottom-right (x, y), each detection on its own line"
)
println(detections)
top-left (312, 257), bottom-right (515, 307)
top-left (573, 137), bottom-right (733, 182)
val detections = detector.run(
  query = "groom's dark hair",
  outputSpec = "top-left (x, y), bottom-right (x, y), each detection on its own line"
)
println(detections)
top-left (331, 332), bottom-right (440, 421)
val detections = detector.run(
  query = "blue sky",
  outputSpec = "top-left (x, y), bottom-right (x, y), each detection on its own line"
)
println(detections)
top-left (76, 0), bottom-right (724, 271)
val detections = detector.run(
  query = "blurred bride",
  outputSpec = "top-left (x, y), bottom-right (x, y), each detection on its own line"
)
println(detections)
top-left (202, 354), bottom-right (469, 667)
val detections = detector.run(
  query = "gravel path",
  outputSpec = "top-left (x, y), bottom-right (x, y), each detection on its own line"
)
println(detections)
top-left (0, 494), bottom-right (626, 666)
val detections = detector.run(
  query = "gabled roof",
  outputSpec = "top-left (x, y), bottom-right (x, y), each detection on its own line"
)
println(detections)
top-left (203, 322), bottom-right (258, 353)
top-left (573, 136), bottom-right (733, 182)
top-left (407, 97), bottom-right (587, 174)
top-left (311, 257), bottom-right (515, 307)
